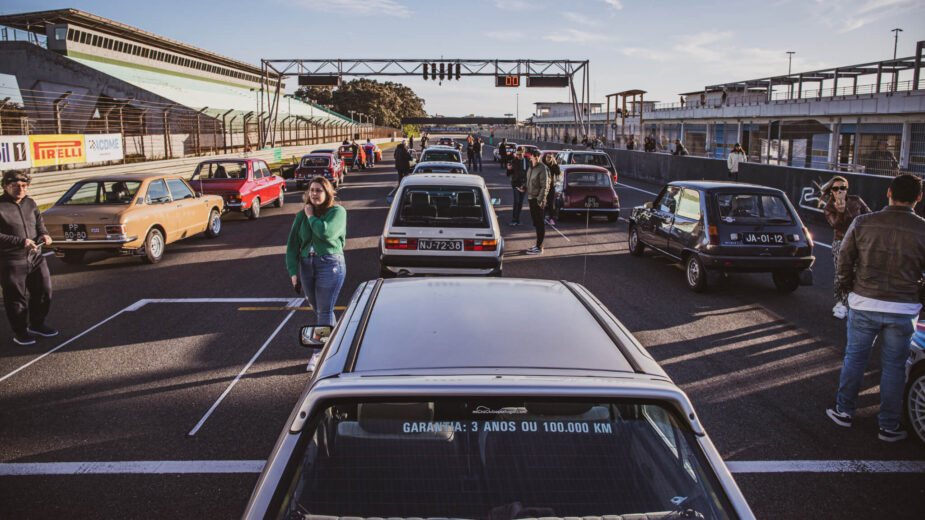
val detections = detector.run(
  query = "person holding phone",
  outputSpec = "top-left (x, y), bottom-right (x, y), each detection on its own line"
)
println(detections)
top-left (821, 175), bottom-right (870, 319)
top-left (0, 170), bottom-right (56, 345)
top-left (286, 177), bottom-right (346, 326)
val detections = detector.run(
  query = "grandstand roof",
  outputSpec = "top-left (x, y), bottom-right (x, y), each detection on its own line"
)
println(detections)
top-left (69, 56), bottom-right (353, 125)
top-left (0, 8), bottom-right (268, 77)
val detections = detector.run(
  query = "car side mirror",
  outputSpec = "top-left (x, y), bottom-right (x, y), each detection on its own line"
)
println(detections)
top-left (300, 325), bottom-right (332, 348)
top-left (644, 201), bottom-right (653, 209)
top-left (491, 197), bottom-right (501, 206)
top-left (195, 192), bottom-right (201, 198)
top-left (386, 187), bottom-right (397, 204)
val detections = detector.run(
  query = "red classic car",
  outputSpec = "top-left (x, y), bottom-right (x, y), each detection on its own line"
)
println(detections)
top-left (337, 144), bottom-right (366, 171)
top-left (188, 159), bottom-right (285, 220)
top-left (294, 153), bottom-right (345, 190)
top-left (555, 165), bottom-right (620, 222)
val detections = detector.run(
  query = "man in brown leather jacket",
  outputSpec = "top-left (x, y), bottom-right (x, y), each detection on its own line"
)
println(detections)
top-left (827, 174), bottom-right (925, 442)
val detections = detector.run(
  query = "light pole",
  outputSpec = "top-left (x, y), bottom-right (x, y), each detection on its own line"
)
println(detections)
top-left (786, 51), bottom-right (796, 98)
top-left (892, 28), bottom-right (903, 59)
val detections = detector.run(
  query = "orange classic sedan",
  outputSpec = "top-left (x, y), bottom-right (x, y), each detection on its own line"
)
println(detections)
top-left (43, 173), bottom-right (224, 264)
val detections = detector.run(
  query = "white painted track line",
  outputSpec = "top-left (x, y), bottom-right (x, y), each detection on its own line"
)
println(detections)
top-left (615, 182), bottom-right (658, 196)
top-left (187, 304), bottom-right (299, 436)
top-left (0, 308), bottom-right (128, 384)
top-left (0, 298), bottom-right (301, 383)
top-left (1, 459), bottom-right (921, 476)
top-left (0, 460), bottom-right (265, 475)
top-left (726, 460), bottom-right (925, 473)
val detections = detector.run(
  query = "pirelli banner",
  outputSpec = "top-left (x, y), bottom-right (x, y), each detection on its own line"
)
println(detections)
top-left (0, 134), bottom-right (123, 170)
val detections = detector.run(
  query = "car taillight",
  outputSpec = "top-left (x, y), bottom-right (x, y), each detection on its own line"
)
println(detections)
top-left (226, 194), bottom-right (240, 201)
top-left (384, 237), bottom-right (418, 250)
top-left (613, 193), bottom-right (619, 208)
top-left (803, 226), bottom-right (814, 247)
top-left (613, 172), bottom-right (618, 184)
top-left (105, 224), bottom-right (126, 235)
top-left (464, 239), bottom-right (498, 251)
top-left (707, 225), bottom-right (719, 245)
top-left (563, 198), bottom-right (570, 207)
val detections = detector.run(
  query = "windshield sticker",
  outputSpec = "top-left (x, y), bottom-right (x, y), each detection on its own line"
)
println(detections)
top-left (402, 420), bottom-right (614, 434)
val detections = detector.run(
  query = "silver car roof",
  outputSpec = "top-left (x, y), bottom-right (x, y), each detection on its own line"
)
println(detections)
top-left (354, 278), bottom-right (634, 373)
top-left (400, 173), bottom-right (485, 187)
top-left (413, 161), bottom-right (469, 168)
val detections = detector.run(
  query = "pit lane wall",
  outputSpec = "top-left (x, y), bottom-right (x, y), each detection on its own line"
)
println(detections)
top-left (22, 137), bottom-right (395, 207)
top-left (485, 136), bottom-right (923, 219)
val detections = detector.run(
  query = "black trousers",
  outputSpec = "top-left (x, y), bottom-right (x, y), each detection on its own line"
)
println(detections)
top-left (529, 199), bottom-right (545, 248)
top-left (0, 255), bottom-right (52, 335)
top-left (545, 188), bottom-right (557, 220)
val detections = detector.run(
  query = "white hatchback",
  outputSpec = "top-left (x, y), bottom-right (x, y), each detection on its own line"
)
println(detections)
top-left (380, 174), bottom-right (503, 277)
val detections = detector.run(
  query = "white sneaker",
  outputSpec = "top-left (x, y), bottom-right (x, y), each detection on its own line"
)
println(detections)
top-left (832, 302), bottom-right (848, 319)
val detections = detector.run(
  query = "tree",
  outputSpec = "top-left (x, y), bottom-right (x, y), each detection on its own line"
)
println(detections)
top-left (295, 78), bottom-right (425, 129)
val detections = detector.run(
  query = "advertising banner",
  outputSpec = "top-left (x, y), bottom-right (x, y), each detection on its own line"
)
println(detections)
top-left (85, 133), bottom-right (123, 163)
top-left (29, 134), bottom-right (86, 167)
top-left (0, 136), bottom-right (31, 170)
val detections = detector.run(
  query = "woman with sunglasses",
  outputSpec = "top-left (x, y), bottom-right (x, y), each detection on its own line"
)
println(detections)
top-left (820, 175), bottom-right (870, 319)
top-left (286, 177), bottom-right (347, 326)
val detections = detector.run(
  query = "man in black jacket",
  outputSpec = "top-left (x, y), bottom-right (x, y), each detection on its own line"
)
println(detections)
top-left (0, 170), bottom-right (56, 345)
top-left (506, 148), bottom-right (529, 225)
top-left (393, 141), bottom-right (413, 183)
top-left (827, 174), bottom-right (925, 442)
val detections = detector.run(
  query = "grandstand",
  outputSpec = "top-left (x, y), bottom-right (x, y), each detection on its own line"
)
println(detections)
top-left (0, 9), bottom-right (358, 160)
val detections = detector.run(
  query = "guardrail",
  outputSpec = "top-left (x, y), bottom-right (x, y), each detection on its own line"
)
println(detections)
top-left (650, 79), bottom-right (925, 111)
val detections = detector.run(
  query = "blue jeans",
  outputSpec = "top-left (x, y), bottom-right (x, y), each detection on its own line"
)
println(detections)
top-left (511, 188), bottom-right (525, 223)
top-left (365, 150), bottom-right (375, 167)
top-left (473, 153), bottom-right (482, 172)
top-left (835, 308), bottom-right (917, 430)
top-left (299, 254), bottom-right (346, 326)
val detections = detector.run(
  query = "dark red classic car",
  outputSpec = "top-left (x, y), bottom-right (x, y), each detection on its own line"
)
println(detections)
top-left (294, 153), bottom-right (345, 190)
top-left (555, 165), bottom-right (620, 222)
top-left (188, 159), bottom-right (285, 220)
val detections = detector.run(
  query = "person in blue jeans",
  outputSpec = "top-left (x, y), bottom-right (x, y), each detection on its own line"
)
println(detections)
top-left (286, 177), bottom-right (347, 326)
top-left (827, 174), bottom-right (925, 442)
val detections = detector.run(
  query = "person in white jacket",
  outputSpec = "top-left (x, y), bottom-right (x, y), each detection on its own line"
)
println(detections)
top-left (727, 143), bottom-right (747, 181)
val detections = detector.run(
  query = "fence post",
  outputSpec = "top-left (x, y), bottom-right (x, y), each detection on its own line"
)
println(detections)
top-left (54, 91), bottom-right (72, 135)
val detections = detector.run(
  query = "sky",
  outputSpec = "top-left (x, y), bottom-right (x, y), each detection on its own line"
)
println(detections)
top-left (2, 0), bottom-right (924, 118)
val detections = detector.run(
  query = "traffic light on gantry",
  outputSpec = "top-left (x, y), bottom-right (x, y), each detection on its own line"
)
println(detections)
top-left (422, 63), bottom-right (428, 80)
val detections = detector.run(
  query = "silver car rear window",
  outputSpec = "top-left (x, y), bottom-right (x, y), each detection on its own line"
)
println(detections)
top-left (276, 398), bottom-right (734, 519)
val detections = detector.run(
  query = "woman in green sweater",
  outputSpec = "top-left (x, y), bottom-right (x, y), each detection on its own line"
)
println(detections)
top-left (286, 177), bottom-right (347, 326)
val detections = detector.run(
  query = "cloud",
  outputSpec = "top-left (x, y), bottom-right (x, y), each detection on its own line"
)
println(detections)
top-left (671, 31), bottom-right (734, 62)
top-left (484, 30), bottom-right (525, 42)
top-left (492, 0), bottom-right (530, 10)
top-left (285, 0), bottom-right (410, 17)
top-left (563, 12), bottom-right (601, 26)
top-left (544, 29), bottom-right (614, 44)
top-left (603, 0), bottom-right (624, 8)
top-left (620, 47), bottom-right (671, 62)
top-left (812, 0), bottom-right (915, 32)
